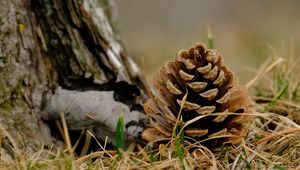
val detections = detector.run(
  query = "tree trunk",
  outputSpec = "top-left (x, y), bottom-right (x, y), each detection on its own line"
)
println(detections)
top-left (0, 0), bottom-right (150, 154)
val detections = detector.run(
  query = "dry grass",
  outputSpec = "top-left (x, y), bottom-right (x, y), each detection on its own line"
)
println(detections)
top-left (1, 45), bottom-right (300, 170)
top-left (3, 112), bottom-right (300, 170)
top-left (2, 112), bottom-right (300, 169)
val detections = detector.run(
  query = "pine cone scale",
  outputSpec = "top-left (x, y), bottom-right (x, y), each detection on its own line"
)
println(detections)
top-left (197, 63), bottom-right (212, 74)
top-left (187, 82), bottom-right (208, 92)
top-left (196, 106), bottom-right (216, 115)
top-left (166, 80), bottom-right (182, 95)
top-left (203, 65), bottom-right (219, 80)
top-left (179, 70), bottom-right (195, 81)
top-left (199, 88), bottom-right (219, 100)
top-left (185, 128), bottom-right (209, 137)
top-left (216, 90), bottom-right (231, 104)
top-left (213, 70), bottom-right (225, 86)
top-left (176, 99), bottom-right (201, 111)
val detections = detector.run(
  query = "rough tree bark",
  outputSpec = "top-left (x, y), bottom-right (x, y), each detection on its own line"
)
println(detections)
top-left (0, 0), bottom-right (150, 155)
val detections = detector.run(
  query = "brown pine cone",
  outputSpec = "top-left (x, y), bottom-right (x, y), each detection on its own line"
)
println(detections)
top-left (142, 43), bottom-right (252, 146)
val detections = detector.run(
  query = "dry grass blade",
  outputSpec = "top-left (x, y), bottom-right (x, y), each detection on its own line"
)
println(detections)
top-left (255, 128), bottom-right (300, 144)
top-left (75, 150), bottom-right (117, 164)
top-left (172, 91), bottom-right (188, 139)
top-left (200, 145), bottom-right (218, 169)
top-left (137, 144), bottom-right (150, 162)
top-left (85, 130), bottom-right (113, 158)
top-left (253, 96), bottom-right (300, 109)
top-left (231, 153), bottom-right (241, 170)
top-left (130, 159), bottom-right (179, 169)
top-left (242, 143), bottom-right (273, 165)
top-left (245, 57), bottom-right (285, 89)
top-left (179, 112), bottom-right (255, 136)
top-left (0, 123), bottom-right (21, 154)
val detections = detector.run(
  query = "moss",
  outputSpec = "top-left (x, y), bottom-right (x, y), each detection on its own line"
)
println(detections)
top-left (0, 77), bottom-right (26, 126)
top-left (12, 78), bottom-right (24, 99)
top-left (0, 71), bottom-right (11, 103)
top-left (0, 76), bottom-right (25, 111)
top-left (0, 100), bottom-right (13, 112)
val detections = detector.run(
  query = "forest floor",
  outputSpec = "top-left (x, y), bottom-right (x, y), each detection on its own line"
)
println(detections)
top-left (1, 47), bottom-right (300, 170)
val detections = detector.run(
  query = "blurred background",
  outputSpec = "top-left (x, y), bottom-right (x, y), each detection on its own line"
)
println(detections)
top-left (115, 0), bottom-right (300, 84)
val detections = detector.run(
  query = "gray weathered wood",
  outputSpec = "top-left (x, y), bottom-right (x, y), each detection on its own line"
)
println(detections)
top-left (43, 87), bottom-right (147, 146)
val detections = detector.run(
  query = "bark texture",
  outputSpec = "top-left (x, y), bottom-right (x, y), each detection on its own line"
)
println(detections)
top-left (0, 0), bottom-right (52, 155)
top-left (0, 0), bottom-right (149, 154)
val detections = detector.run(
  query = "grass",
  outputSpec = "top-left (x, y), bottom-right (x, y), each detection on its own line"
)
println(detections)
top-left (116, 112), bottom-right (124, 154)
top-left (1, 44), bottom-right (300, 169)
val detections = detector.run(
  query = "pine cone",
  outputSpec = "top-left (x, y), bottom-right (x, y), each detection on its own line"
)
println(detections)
top-left (142, 43), bottom-right (252, 146)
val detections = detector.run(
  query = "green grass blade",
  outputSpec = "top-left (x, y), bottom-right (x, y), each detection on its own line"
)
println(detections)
top-left (180, 122), bottom-right (184, 146)
top-left (207, 25), bottom-right (214, 49)
top-left (146, 145), bottom-right (157, 163)
top-left (116, 112), bottom-right (124, 151)
top-left (265, 82), bottom-right (289, 111)
top-left (292, 80), bottom-right (300, 101)
top-left (273, 164), bottom-right (286, 170)
top-left (175, 120), bottom-right (185, 162)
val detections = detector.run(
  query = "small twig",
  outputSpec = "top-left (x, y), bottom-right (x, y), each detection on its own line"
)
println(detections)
top-left (60, 112), bottom-right (73, 157)
top-left (55, 120), bottom-right (66, 143)
top-left (72, 128), bottom-right (85, 152)
top-left (80, 128), bottom-right (92, 157)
